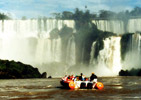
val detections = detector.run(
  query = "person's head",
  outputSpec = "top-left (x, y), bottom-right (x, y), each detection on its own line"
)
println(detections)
top-left (92, 72), bottom-right (94, 75)
top-left (81, 73), bottom-right (83, 76)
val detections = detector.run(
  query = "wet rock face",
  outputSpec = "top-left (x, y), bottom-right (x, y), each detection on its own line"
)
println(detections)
top-left (41, 72), bottom-right (47, 78)
top-left (0, 59), bottom-right (46, 79)
top-left (119, 69), bottom-right (141, 76)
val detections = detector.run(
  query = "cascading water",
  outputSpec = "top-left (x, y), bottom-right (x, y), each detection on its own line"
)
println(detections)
top-left (66, 36), bottom-right (76, 66)
top-left (93, 18), bottom-right (141, 34)
top-left (0, 19), bottom-right (75, 74)
top-left (0, 18), bottom-right (141, 76)
top-left (92, 20), bottom-right (125, 34)
top-left (122, 33), bottom-right (141, 70)
top-left (35, 38), bottom-right (62, 64)
top-left (90, 36), bottom-right (122, 75)
top-left (127, 19), bottom-right (141, 33)
top-left (89, 42), bottom-right (96, 64)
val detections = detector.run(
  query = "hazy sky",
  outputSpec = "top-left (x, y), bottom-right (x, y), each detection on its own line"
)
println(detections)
top-left (0, 0), bottom-right (140, 19)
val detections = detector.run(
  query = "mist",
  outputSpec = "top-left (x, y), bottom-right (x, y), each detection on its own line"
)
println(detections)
top-left (0, 6), bottom-right (141, 77)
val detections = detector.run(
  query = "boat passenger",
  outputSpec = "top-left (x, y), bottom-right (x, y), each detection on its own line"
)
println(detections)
top-left (90, 72), bottom-right (97, 82)
top-left (70, 75), bottom-right (74, 80)
top-left (82, 75), bottom-right (85, 81)
top-left (74, 76), bottom-right (79, 81)
top-left (67, 75), bottom-right (71, 79)
top-left (79, 73), bottom-right (83, 81)
top-left (79, 73), bottom-right (86, 81)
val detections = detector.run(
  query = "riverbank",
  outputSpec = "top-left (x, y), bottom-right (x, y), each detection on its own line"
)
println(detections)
top-left (0, 59), bottom-right (46, 79)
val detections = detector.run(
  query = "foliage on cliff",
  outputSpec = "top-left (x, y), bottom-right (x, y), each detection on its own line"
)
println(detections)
top-left (0, 59), bottom-right (46, 79)
top-left (0, 13), bottom-right (10, 20)
top-left (119, 68), bottom-right (141, 76)
top-left (72, 8), bottom-right (115, 64)
top-left (52, 7), bottom-right (141, 20)
top-left (51, 8), bottom-right (116, 64)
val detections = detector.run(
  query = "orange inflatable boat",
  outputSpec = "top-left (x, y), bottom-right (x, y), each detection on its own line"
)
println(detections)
top-left (60, 78), bottom-right (104, 89)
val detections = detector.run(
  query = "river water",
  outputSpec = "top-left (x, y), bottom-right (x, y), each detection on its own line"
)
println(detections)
top-left (0, 76), bottom-right (140, 100)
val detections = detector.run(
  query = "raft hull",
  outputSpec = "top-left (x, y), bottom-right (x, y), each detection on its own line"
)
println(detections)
top-left (60, 80), bottom-right (104, 89)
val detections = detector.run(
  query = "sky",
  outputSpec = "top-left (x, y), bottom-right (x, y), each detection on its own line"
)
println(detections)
top-left (0, 0), bottom-right (141, 19)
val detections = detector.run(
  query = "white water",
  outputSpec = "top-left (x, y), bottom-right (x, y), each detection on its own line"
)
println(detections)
top-left (0, 19), bottom-right (75, 68)
top-left (93, 20), bottom-right (125, 34)
top-left (93, 18), bottom-right (141, 34)
top-left (0, 19), bottom-right (141, 76)
top-left (89, 42), bottom-right (96, 64)
top-left (123, 33), bottom-right (141, 70)
top-left (35, 38), bottom-right (62, 64)
top-left (90, 36), bottom-right (122, 75)
top-left (66, 36), bottom-right (76, 66)
top-left (127, 19), bottom-right (141, 33)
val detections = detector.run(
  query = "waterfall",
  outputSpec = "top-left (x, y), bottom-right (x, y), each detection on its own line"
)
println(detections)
top-left (93, 18), bottom-right (141, 34)
top-left (0, 18), bottom-right (141, 76)
top-left (90, 36), bottom-right (122, 74)
top-left (127, 19), bottom-right (141, 33)
top-left (89, 42), bottom-right (96, 64)
top-left (0, 19), bottom-right (75, 66)
top-left (92, 20), bottom-right (125, 34)
top-left (66, 36), bottom-right (76, 66)
top-left (123, 33), bottom-right (141, 69)
top-left (35, 38), bottom-right (62, 64)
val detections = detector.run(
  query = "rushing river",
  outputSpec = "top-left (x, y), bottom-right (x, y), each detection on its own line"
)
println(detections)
top-left (0, 76), bottom-right (140, 100)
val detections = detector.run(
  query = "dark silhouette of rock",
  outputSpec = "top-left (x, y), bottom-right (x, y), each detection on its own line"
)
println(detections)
top-left (0, 59), bottom-right (46, 79)
top-left (137, 70), bottom-right (141, 76)
top-left (119, 68), bottom-right (141, 76)
top-left (119, 70), bottom-right (130, 76)
top-left (41, 72), bottom-right (47, 78)
top-left (48, 76), bottom-right (52, 78)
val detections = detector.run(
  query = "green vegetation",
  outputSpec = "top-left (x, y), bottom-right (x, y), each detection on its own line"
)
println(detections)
top-left (119, 68), bottom-right (141, 76)
top-left (0, 13), bottom-right (10, 20)
top-left (130, 7), bottom-right (141, 17)
top-left (57, 8), bottom-right (114, 64)
top-left (51, 8), bottom-right (116, 64)
top-left (61, 11), bottom-right (73, 20)
top-left (51, 8), bottom-right (115, 64)
top-left (21, 16), bottom-right (27, 20)
top-left (0, 59), bottom-right (46, 79)
top-left (52, 6), bottom-right (141, 20)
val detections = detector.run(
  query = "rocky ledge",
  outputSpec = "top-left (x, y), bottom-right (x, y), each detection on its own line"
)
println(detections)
top-left (119, 68), bottom-right (141, 76)
top-left (0, 59), bottom-right (46, 79)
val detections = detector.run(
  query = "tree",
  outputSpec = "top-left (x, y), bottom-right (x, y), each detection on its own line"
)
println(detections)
top-left (73, 8), bottom-right (92, 30)
top-left (62, 11), bottom-right (73, 19)
top-left (21, 16), bottom-right (27, 20)
top-left (99, 10), bottom-right (116, 19)
top-left (51, 13), bottom-right (62, 19)
top-left (0, 13), bottom-right (10, 20)
top-left (130, 7), bottom-right (141, 16)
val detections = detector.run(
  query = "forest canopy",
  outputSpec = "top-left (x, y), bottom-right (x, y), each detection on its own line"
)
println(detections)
top-left (0, 13), bottom-right (10, 20)
top-left (52, 6), bottom-right (141, 20)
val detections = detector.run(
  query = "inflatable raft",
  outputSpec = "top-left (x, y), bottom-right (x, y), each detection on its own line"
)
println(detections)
top-left (60, 78), bottom-right (104, 89)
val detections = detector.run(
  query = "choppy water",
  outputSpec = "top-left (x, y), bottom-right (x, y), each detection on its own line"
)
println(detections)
top-left (0, 76), bottom-right (140, 100)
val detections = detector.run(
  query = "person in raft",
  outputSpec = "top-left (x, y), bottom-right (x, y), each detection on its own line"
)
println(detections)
top-left (79, 73), bottom-right (85, 81)
top-left (90, 72), bottom-right (97, 82)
